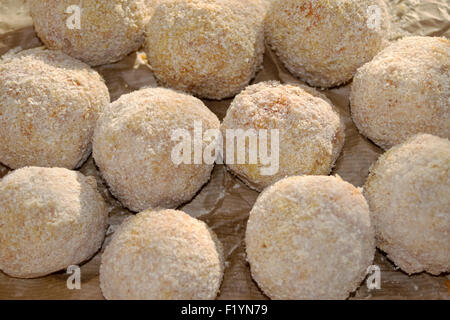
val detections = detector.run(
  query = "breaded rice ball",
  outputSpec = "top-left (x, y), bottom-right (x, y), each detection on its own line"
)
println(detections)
top-left (364, 134), bottom-right (450, 275)
top-left (0, 48), bottom-right (109, 170)
top-left (29, 0), bottom-right (152, 66)
top-left (0, 167), bottom-right (108, 278)
top-left (266, 0), bottom-right (390, 88)
top-left (100, 209), bottom-right (224, 300)
top-left (93, 87), bottom-right (220, 212)
top-left (221, 81), bottom-right (345, 191)
top-left (145, 0), bottom-right (266, 99)
top-left (246, 175), bottom-right (375, 299)
top-left (351, 36), bottom-right (450, 150)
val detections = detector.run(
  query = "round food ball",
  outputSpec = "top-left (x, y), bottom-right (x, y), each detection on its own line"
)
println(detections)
top-left (0, 48), bottom-right (109, 170)
top-left (145, 0), bottom-right (266, 99)
top-left (93, 87), bottom-right (220, 212)
top-left (29, 0), bottom-right (152, 66)
top-left (351, 36), bottom-right (450, 150)
top-left (246, 175), bottom-right (375, 299)
top-left (0, 167), bottom-right (108, 278)
top-left (100, 209), bottom-right (224, 300)
top-left (364, 134), bottom-right (450, 275)
top-left (221, 81), bottom-right (345, 191)
top-left (266, 0), bottom-right (390, 88)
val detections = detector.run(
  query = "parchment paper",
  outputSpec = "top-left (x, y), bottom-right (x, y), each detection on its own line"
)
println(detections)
top-left (0, 0), bottom-right (449, 300)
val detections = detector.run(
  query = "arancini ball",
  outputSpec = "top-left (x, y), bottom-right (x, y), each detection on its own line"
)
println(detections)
top-left (29, 0), bottom-right (152, 66)
top-left (221, 81), bottom-right (345, 191)
top-left (266, 0), bottom-right (390, 88)
top-left (0, 167), bottom-right (108, 278)
top-left (145, 0), bottom-right (266, 99)
top-left (246, 175), bottom-right (375, 299)
top-left (364, 134), bottom-right (450, 275)
top-left (93, 87), bottom-right (220, 212)
top-left (100, 209), bottom-right (224, 300)
top-left (0, 48), bottom-right (109, 170)
top-left (351, 36), bottom-right (450, 150)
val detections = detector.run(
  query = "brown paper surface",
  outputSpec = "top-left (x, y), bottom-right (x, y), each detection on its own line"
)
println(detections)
top-left (0, 1), bottom-right (449, 300)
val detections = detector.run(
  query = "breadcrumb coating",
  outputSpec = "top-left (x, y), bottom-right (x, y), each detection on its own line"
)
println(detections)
top-left (221, 81), bottom-right (345, 191)
top-left (145, 0), bottom-right (266, 99)
top-left (100, 209), bottom-right (224, 300)
top-left (364, 134), bottom-right (450, 275)
top-left (29, 0), bottom-right (152, 66)
top-left (266, 0), bottom-right (390, 88)
top-left (0, 48), bottom-right (109, 170)
top-left (351, 36), bottom-right (450, 150)
top-left (246, 175), bottom-right (375, 300)
top-left (0, 167), bottom-right (108, 278)
top-left (93, 87), bottom-right (220, 212)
